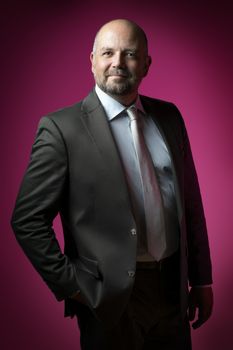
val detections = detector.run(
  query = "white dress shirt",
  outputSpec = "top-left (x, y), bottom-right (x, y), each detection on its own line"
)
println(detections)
top-left (95, 85), bottom-right (180, 261)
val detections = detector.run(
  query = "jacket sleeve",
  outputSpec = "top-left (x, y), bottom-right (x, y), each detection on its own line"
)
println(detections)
top-left (11, 116), bottom-right (80, 301)
top-left (179, 112), bottom-right (213, 286)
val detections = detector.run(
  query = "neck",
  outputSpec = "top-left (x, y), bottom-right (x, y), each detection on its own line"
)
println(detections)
top-left (107, 91), bottom-right (138, 106)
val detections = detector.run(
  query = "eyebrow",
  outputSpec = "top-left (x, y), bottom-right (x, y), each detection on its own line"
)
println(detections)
top-left (100, 47), bottom-right (113, 51)
top-left (100, 47), bottom-right (138, 52)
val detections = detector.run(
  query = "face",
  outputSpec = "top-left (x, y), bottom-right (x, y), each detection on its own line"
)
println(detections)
top-left (90, 23), bottom-right (151, 99)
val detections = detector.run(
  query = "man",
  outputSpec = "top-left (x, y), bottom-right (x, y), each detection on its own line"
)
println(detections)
top-left (11, 19), bottom-right (213, 350)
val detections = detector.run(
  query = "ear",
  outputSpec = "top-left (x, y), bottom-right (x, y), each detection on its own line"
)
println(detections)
top-left (90, 52), bottom-right (95, 73)
top-left (143, 55), bottom-right (152, 77)
top-left (90, 52), bottom-right (94, 63)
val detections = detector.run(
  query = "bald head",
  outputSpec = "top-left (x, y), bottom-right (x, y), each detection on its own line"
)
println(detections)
top-left (90, 19), bottom-right (151, 105)
top-left (92, 19), bottom-right (148, 55)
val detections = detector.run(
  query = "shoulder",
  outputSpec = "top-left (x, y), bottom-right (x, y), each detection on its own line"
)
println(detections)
top-left (140, 94), bottom-right (180, 115)
top-left (41, 89), bottom-right (99, 127)
top-left (36, 99), bottom-right (86, 142)
top-left (46, 100), bottom-right (84, 124)
top-left (38, 90), bottom-right (94, 134)
top-left (140, 94), bottom-right (184, 125)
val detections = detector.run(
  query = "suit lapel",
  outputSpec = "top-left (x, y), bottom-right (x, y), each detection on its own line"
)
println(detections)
top-left (80, 90), bottom-right (132, 204)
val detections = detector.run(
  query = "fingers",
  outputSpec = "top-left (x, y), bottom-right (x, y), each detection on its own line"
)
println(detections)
top-left (194, 299), bottom-right (213, 329)
top-left (192, 308), bottom-right (211, 329)
top-left (192, 319), bottom-right (203, 329)
top-left (189, 286), bottom-right (214, 329)
top-left (188, 302), bottom-right (196, 322)
top-left (188, 288), bottom-right (196, 321)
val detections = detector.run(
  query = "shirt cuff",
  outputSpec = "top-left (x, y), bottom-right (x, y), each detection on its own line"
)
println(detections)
top-left (193, 285), bottom-right (212, 288)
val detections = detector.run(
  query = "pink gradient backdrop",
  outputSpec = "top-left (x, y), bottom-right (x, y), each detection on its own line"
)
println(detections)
top-left (1, 1), bottom-right (232, 349)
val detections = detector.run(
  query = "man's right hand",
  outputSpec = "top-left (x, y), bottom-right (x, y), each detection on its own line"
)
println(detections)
top-left (70, 291), bottom-right (88, 305)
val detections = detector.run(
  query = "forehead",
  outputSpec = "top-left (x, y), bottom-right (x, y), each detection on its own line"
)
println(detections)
top-left (96, 26), bottom-right (144, 51)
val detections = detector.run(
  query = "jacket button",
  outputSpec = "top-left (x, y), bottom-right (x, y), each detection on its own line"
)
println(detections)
top-left (130, 228), bottom-right (136, 235)
top-left (128, 270), bottom-right (135, 277)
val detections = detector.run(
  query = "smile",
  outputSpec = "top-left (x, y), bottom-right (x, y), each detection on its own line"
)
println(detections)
top-left (108, 75), bottom-right (128, 78)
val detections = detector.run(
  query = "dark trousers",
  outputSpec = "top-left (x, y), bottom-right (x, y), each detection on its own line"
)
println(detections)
top-left (75, 252), bottom-right (191, 350)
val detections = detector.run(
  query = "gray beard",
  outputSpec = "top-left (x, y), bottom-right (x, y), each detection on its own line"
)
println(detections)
top-left (98, 81), bottom-right (134, 96)
top-left (97, 75), bottom-right (140, 96)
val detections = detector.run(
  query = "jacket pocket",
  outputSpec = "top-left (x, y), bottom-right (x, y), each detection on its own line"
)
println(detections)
top-left (75, 254), bottom-right (100, 279)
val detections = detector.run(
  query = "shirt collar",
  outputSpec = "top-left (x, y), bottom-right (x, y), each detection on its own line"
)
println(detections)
top-left (95, 84), bottom-right (146, 121)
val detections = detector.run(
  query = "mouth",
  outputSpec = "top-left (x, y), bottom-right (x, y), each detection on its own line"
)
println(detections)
top-left (109, 75), bottom-right (127, 78)
top-left (106, 70), bottom-right (130, 79)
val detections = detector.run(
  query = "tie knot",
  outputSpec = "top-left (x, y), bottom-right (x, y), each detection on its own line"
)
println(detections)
top-left (127, 106), bottom-right (138, 122)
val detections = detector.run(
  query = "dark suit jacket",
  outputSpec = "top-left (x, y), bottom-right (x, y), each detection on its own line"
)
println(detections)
top-left (11, 90), bottom-right (212, 329)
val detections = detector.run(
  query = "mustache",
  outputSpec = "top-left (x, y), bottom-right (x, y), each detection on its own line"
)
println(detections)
top-left (105, 69), bottom-right (131, 78)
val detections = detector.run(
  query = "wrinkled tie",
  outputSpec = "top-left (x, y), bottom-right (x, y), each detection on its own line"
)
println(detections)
top-left (127, 106), bottom-right (166, 261)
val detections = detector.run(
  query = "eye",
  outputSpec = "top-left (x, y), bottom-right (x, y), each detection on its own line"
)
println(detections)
top-left (102, 51), bottom-right (112, 57)
top-left (126, 51), bottom-right (136, 58)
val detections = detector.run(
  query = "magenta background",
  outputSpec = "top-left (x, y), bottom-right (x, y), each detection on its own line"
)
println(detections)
top-left (1, 1), bottom-right (233, 349)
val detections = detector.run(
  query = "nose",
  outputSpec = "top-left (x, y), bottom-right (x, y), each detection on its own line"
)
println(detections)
top-left (112, 52), bottom-right (125, 68)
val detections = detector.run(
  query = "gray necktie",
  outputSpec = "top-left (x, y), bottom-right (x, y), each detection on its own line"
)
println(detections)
top-left (127, 106), bottom-right (166, 261)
